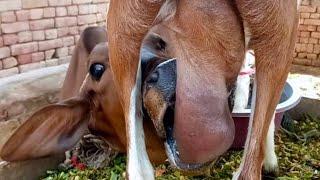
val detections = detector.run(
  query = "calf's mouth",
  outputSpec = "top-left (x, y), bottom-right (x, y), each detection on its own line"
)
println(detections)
top-left (143, 59), bottom-right (235, 173)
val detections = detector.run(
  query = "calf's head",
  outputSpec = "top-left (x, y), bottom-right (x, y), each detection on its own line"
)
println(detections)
top-left (0, 27), bottom-right (172, 163)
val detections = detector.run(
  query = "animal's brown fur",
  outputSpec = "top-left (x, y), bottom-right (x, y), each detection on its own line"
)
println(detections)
top-left (107, 0), bottom-right (299, 179)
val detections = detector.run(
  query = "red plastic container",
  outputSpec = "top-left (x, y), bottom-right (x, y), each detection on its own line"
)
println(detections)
top-left (230, 82), bottom-right (301, 149)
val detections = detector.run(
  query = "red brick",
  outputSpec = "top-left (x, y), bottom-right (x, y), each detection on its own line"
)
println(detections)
top-left (69, 26), bottom-right (78, 35)
top-left (22, 0), bottom-right (48, 8)
top-left (317, 26), bottom-right (320, 32)
top-left (0, 47), bottom-right (10, 59)
top-left (298, 25), bottom-right (308, 31)
top-left (89, 4), bottom-right (97, 13)
top-left (30, 19), bottom-right (54, 30)
top-left (55, 47), bottom-right (68, 57)
top-left (55, 17), bottom-right (77, 27)
top-left (45, 58), bottom-right (58, 67)
top-left (306, 44), bottom-right (313, 53)
top-left (57, 27), bottom-right (69, 37)
top-left (307, 25), bottom-right (317, 31)
top-left (45, 49), bottom-right (55, 59)
top-left (38, 39), bottom-right (63, 51)
top-left (1, 11), bottom-right (16, 23)
top-left (293, 58), bottom-right (312, 66)
top-left (32, 52), bottom-right (45, 62)
top-left (18, 31), bottom-right (32, 43)
top-left (11, 42), bottom-right (38, 56)
top-left (3, 34), bottom-right (18, 45)
top-left (78, 14), bottom-right (97, 25)
top-left (299, 37), bottom-right (309, 43)
top-left (48, 0), bottom-right (72, 6)
top-left (304, 19), bottom-right (320, 26)
top-left (1, 22), bottom-right (29, 33)
top-left (68, 45), bottom-right (75, 55)
top-left (45, 29), bottom-right (58, 39)
top-left (0, 37), bottom-right (3, 47)
top-left (96, 13), bottom-right (104, 22)
top-left (309, 38), bottom-right (318, 44)
top-left (311, 32), bottom-right (320, 38)
top-left (2, 57), bottom-right (18, 68)
top-left (300, 6), bottom-right (317, 13)
top-left (79, 4), bottom-right (89, 14)
top-left (298, 53), bottom-right (307, 58)
top-left (72, 0), bottom-right (92, 4)
top-left (312, 59), bottom-right (320, 67)
top-left (97, 22), bottom-right (105, 27)
top-left (67, 6), bottom-right (78, 16)
top-left (32, 30), bottom-right (45, 40)
top-left (300, 44), bottom-right (307, 52)
top-left (56, 7), bottom-right (67, 17)
top-left (17, 54), bottom-right (32, 64)
top-left (301, 0), bottom-right (310, 6)
top-left (0, 0), bottom-right (21, 12)
top-left (314, 45), bottom-right (320, 54)
top-left (307, 53), bottom-right (317, 60)
top-left (310, 13), bottom-right (320, 19)
top-left (295, 43), bottom-right (302, 52)
top-left (19, 61), bottom-right (45, 73)
top-left (0, 67), bottom-right (19, 78)
top-left (16, 10), bottom-right (30, 21)
top-left (92, 0), bottom-right (106, 2)
top-left (43, 8), bottom-right (55, 18)
top-left (62, 36), bottom-right (74, 47)
top-left (300, 31), bottom-right (310, 37)
top-left (97, 3), bottom-right (107, 14)
top-left (300, 12), bottom-right (310, 18)
top-left (30, 9), bottom-right (44, 20)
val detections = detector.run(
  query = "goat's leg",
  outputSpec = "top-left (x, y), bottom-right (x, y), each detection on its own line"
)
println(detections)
top-left (107, 1), bottom-right (164, 179)
top-left (233, 1), bottom-right (299, 179)
top-left (263, 114), bottom-right (278, 173)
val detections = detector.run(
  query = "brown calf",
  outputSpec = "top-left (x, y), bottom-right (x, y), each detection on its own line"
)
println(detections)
top-left (0, 26), bottom-right (172, 164)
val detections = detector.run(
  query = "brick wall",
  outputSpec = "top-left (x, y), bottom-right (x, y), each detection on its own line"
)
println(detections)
top-left (0, 1), bottom-right (319, 78)
top-left (0, 0), bottom-right (108, 78)
top-left (294, 0), bottom-right (320, 67)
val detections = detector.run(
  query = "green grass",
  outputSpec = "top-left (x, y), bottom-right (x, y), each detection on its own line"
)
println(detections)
top-left (42, 114), bottom-right (320, 180)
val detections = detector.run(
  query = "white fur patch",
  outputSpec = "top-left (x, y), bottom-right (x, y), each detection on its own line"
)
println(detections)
top-left (233, 51), bottom-right (254, 112)
top-left (297, 0), bottom-right (302, 9)
top-left (263, 115), bottom-right (278, 173)
top-left (127, 63), bottom-right (154, 180)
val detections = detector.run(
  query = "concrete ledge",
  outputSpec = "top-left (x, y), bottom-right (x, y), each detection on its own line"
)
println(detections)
top-left (287, 73), bottom-right (320, 119)
top-left (0, 64), bottom-right (68, 122)
top-left (0, 155), bottom-right (64, 180)
top-left (0, 64), bottom-right (68, 180)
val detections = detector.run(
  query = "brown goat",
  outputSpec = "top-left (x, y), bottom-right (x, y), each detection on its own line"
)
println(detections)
top-left (107, 0), bottom-right (299, 179)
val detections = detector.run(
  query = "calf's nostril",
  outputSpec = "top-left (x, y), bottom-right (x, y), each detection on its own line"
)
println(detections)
top-left (147, 71), bottom-right (159, 83)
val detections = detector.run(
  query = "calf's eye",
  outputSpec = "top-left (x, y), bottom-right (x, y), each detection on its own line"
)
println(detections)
top-left (89, 63), bottom-right (105, 81)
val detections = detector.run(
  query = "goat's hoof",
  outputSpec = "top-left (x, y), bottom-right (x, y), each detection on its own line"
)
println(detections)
top-left (232, 169), bottom-right (241, 180)
top-left (262, 163), bottom-right (279, 179)
top-left (263, 154), bottom-right (279, 174)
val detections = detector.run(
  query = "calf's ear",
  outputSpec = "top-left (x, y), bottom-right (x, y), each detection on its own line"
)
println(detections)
top-left (0, 97), bottom-right (90, 162)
